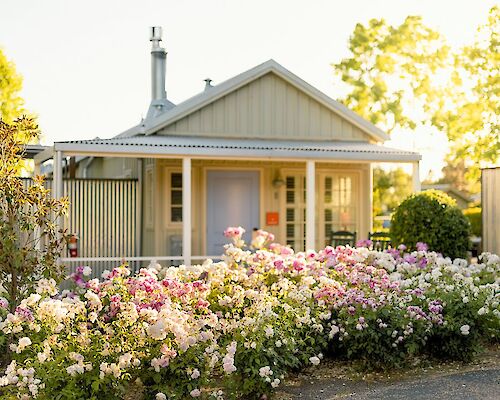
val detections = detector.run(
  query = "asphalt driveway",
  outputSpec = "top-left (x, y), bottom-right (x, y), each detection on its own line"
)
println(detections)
top-left (276, 349), bottom-right (500, 400)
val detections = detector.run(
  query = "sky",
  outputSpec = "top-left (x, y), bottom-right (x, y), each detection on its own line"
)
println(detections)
top-left (0, 0), bottom-right (497, 178)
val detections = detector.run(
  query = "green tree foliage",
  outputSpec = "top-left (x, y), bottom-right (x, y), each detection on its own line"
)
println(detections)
top-left (334, 8), bottom-right (499, 192)
top-left (433, 6), bottom-right (500, 184)
top-left (390, 190), bottom-right (470, 259)
top-left (0, 118), bottom-right (68, 311)
top-left (373, 167), bottom-right (412, 228)
top-left (438, 155), bottom-right (472, 193)
top-left (332, 16), bottom-right (451, 134)
top-left (0, 49), bottom-right (25, 123)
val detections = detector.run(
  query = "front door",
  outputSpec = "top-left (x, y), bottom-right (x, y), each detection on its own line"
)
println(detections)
top-left (206, 170), bottom-right (260, 256)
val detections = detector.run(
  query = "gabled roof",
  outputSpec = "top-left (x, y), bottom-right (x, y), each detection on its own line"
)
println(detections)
top-left (117, 60), bottom-right (390, 142)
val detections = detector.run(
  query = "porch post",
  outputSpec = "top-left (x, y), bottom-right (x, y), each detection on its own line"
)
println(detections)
top-left (34, 160), bottom-right (42, 250)
top-left (369, 163), bottom-right (373, 234)
top-left (34, 160), bottom-right (41, 177)
top-left (412, 161), bottom-right (421, 193)
top-left (53, 150), bottom-right (64, 238)
top-left (306, 160), bottom-right (315, 250)
top-left (182, 157), bottom-right (192, 266)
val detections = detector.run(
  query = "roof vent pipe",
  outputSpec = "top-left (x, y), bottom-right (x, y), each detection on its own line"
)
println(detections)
top-left (146, 26), bottom-right (175, 121)
top-left (204, 78), bottom-right (213, 91)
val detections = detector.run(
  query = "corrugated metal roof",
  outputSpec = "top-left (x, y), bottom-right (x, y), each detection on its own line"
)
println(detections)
top-left (22, 144), bottom-right (49, 159)
top-left (55, 135), bottom-right (421, 162)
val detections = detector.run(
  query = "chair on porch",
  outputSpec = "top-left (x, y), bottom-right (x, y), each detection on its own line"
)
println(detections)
top-left (329, 230), bottom-right (357, 247)
top-left (368, 231), bottom-right (392, 251)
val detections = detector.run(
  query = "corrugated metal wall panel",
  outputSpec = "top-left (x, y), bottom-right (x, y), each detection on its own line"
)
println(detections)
top-left (22, 178), bottom-right (139, 276)
top-left (482, 168), bottom-right (500, 254)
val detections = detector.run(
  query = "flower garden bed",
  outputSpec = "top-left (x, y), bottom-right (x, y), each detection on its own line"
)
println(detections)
top-left (0, 228), bottom-right (498, 399)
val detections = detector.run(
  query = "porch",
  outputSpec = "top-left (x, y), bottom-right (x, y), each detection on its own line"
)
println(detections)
top-left (35, 136), bottom-right (421, 272)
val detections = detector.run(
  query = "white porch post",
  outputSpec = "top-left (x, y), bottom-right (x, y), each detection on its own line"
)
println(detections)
top-left (53, 150), bottom-right (64, 245)
top-left (412, 161), bottom-right (421, 193)
top-left (306, 160), bottom-right (316, 250)
top-left (34, 160), bottom-right (41, 177)
top-left (369, 163), bottom-right (374, 234)
top-left (182, 157), bottom-right (192, 266)
top-left (34, 160), bottom-right (42, 250)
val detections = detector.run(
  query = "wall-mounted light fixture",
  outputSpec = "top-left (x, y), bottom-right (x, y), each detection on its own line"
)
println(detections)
top-left (272, 174), bottom-right (285, 189)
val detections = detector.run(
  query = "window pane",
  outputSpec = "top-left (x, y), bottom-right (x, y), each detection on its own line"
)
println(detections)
top-left (325, 209), bottom-right (332, 221)
top-left (171, 173), bottom-right (182, 188)
top-left (286, 190), bottom-right (295, 204)
top-left (325, 177), bottom-right (332, 190)
top-left (325, 190), bottom-right (332, 203)
top-left (286, 224), bottom-right (295, 237)
top-left (325, 223), bottom-right (332, 235)
top-left (171, 190), bottom-right (182, 204)
top-left (171, 207), bottom-right (182, 222)
top-left (286, 177), bottom-right (295, 189)
top-left (286, 208), bottom-right (295, 221)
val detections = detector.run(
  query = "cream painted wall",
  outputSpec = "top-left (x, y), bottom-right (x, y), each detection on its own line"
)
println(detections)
top-left (78, 157), bottom-right (139, 179)
top-left (146, 159), bottom-right (371, 257)
top-left (158, 72), bottom-right (371, 142)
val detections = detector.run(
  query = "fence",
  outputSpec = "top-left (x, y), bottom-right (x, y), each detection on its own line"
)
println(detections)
top-left (22, 178), bottom-right (141, 277)
top-left (482, 168), bottom-right (500, 255)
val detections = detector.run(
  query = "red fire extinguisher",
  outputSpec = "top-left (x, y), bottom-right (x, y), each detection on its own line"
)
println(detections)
top-left (68, 234), bottom-right (79, 258)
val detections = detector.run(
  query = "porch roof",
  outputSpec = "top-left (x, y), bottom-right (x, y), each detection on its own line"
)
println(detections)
top-left (50, 135), bottom-right (421, 163)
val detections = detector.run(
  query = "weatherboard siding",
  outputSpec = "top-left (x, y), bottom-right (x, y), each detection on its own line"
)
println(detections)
top-left (158, 72), bottom-right (369, 141)
top-left (482, 168), bottom-right (500, 255)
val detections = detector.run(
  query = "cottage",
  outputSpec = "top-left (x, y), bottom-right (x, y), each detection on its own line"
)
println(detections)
top-left (36, 27), bottom-right (421, 267)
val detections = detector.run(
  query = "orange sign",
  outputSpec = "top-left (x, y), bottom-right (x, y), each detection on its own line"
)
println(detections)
top-left (266, 212), bottom-right (279, 225)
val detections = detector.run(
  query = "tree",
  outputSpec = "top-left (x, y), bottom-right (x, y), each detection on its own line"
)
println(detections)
top-left (438, 154), bottom-right (479, 194)
top-left (0, 118), bottom-right (68, 312)
top-left (333, 9), bottom-right (499, 193)
top-left (332, 16), bottom-right (451, 134)
top-left (373, 167), bottom-right (412, 229)
top-left (0, 49), bottom-right (25, 123)
top-left (434, 6), bottom-right (499, 185)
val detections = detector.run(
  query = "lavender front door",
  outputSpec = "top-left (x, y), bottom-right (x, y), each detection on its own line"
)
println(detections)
top-left (206, 170), bottom-right (260, 256)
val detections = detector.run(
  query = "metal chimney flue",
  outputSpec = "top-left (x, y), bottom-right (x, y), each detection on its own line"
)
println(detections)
top-left (146, 26), bottom-right (174, 121)
top-left (150, 26), bottom-right (166, 102)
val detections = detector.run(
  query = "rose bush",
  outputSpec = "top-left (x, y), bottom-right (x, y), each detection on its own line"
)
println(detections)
top-left (0, 228), bottom-right (498, 399)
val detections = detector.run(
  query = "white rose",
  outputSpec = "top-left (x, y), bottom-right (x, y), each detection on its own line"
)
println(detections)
top-left (309, 356), bottom-right (320, 366)
top-left (460, 324), bottom-right (470, 335)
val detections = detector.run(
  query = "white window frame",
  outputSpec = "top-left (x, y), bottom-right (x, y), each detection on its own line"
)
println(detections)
top-left (165, 167), bottom-right (183, 227)
top-left (318, 170), bottom-right (361, 247)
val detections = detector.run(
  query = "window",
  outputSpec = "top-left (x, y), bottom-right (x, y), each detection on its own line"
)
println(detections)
top-left (145, 168), bottom-right (154, 229)
top-left (323, 174), bottom-right (358, 246)
top-left (284, 175), bottom-right (306, 251)
top-left (170, 172), bottom-right (182, 223)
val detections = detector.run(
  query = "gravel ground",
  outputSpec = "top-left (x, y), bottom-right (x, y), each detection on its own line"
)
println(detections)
top-left (275, 348), bottom-right (500, 400)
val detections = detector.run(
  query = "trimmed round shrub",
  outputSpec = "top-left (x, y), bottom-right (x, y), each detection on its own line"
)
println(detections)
top-left (390, 190), bottom-right (470, 259)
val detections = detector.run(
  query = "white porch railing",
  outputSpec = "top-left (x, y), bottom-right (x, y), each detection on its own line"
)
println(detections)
top-left (60, 255), bottom-right (224, 279)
